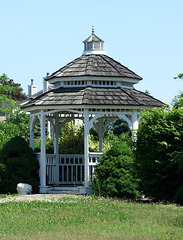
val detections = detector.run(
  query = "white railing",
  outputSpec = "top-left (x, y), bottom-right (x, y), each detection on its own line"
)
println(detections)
top-left (46, 154), bottom-right (56, 184)
top-left (59, 154), bottom-right (84, 185)
top-left (89, 152), bottom-right (102, 180)
top-left (35, 153), bottom-right (102, 185)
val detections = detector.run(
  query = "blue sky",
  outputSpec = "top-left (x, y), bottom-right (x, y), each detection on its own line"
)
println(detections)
top-left (0, 0), bottom-right (183, 104)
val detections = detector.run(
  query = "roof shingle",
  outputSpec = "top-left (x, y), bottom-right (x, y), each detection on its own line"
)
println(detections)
top-left (46, 54), bottom-right (142, 80)
top-left (22, 86), bottom-right (164, 109)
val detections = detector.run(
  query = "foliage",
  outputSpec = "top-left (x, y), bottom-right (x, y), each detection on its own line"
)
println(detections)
top-left (0, 73), bottom-right (26, 101)
top-left (102, 131), bottom-right (116, 152)
top-left (145, 90), bottom-right (151, 95)
top-left (171, 152), bottom-right (183, 204)
top-left (0, 74), bottom-right (29, 150)
top-left (6, 108), bottom-right (30, 141)
top-left (34, 122), bottom-right (116, 154)
top-left (171, 91), bottom-right (183, 109)
top-left (94, 134), bottom-right (139, 198)
top-left (0, 121), bottom-right (20, 150)
top-left (89, 134), bottom-right (99, 152)
top-left (135, 106), bottom-right (183, 203)
top-left (59, 122), bottom-right (84, 154)
top-left (174, 73), bottom-right (183, 79)
top-left (0, 136), bottom-right (39, 194)
top-left (34, 137), bottom-right (54, 154)
top-left (108, 118), bottom-right (130, 137)
top-left (0, 109), bottom-right (30, 150)
top-left (0, 73), bottom-right (26, 114)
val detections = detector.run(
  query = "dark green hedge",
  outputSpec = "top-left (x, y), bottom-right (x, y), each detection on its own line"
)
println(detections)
top-left (0, 136), bottom-right (39, 194)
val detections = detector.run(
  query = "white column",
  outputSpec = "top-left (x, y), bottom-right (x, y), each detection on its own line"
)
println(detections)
top-left (94, 118), bottom-right (103, 152)
top-left (132, 110), bottom-right (139, 140)
top-left (30, 115), bottom-right (34, 150)
top-left (40, 110), bottom-right (47, 193)
top-left (84, 109), bottom-right (89, 188)
top-left (98, 118), bottom-right (104, 152)
top-left (47, 120), bottom-right (51, 139)
top-left (54, 113), bottom-right (60, 185)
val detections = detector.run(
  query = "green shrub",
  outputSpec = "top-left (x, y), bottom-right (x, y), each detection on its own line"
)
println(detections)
top-left (34, 137), bottom-right (54, 154)
top-left (135, 107), bottom-right (183, 202)
top-left (0, 122), bottom-right (21, 150)
top-left (94, 134), bottom-right (140, 198)
top-left (108, 118), bottom-right (130, 136)
top-left (0, 136), bottom-right (39, 194)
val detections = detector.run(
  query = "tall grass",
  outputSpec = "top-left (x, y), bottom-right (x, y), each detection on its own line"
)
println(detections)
top-left (0, 196), bottom-right (183, 240)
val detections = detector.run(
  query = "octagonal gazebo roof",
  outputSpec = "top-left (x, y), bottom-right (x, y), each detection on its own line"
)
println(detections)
top-left (22, 28), bottom-right (164, 111)
top-left (45, 54), bottom-right (142, 80)
top-left (22, 86), bottom-right (164, 109)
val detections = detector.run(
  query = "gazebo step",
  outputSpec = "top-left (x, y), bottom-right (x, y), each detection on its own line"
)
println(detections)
top-left (47, 186), bottom-right (79, 195)
top-left (46, 186), bottom-right (92, 195)
top-left (47, 190), bottom-right (79, 194)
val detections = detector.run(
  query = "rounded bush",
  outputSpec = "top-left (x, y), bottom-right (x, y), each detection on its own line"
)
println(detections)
top-left (94, 135), bottom-right (140, 198)
top-left (0, 136), bottom-right (39, 194)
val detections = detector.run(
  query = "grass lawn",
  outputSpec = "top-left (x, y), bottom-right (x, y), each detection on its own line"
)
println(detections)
top-left (0, 195), bottom-right (183, 240)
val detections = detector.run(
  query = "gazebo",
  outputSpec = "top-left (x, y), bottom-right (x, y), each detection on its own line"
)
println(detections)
top-left (22, 28), bottom-right (164, 194)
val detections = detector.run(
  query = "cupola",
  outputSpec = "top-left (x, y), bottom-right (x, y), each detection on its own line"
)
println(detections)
top-left (82, 26), bottom-right (106, 55)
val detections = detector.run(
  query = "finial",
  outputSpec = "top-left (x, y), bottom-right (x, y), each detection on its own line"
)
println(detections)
top-left (92, 26), bottom-right (95, 35)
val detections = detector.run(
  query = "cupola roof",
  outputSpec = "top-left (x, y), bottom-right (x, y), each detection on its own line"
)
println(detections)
top-left (82, 26), bottom-right (106, 55)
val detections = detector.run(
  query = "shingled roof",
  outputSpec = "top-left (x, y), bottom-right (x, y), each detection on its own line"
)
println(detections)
top-left (22, 86), bottom-right (164, 109)
top-left (46, 54), bottom-right (142, 80)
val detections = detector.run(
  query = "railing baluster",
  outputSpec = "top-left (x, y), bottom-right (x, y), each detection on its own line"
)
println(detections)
top-left (37, 152), bottom-right (102, 186)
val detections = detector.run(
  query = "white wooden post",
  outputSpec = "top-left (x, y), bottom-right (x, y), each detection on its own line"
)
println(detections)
top-left (47, 120), bottom-right (51, 139)
top-left (54, 113), bottom-right (60, 185)
top-left (132, 110), bottom-right (139, 140)
top-left (98, 118), bottom-right (103, 152)
top-left (30, 115), bottom-right (34, 150)
top-left (40, 110), bottom-right (47, 193)
top-left (84, 109), bottom-right (89, 188)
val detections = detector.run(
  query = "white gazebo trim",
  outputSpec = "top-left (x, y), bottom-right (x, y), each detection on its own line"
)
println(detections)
top-left (54, 112), bottom-right (60, 186)
top-left (84, 109), bottom-right (90, 188)
top-left (40, 110), bottom-right (47, 193)
top-left (29, 105), bottom-right (141, 193)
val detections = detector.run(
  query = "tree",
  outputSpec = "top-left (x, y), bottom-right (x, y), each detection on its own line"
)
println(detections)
top-left (0, 74), bottom-right (29, 149)
top-left (108, 118), bottom-right (130, 137)
top-left (145, 90), bottom-right (151, 95)
top-left (0, 73), bottom-right (26, 114)
top-left (94, 134), bottom-right (140, 198)
top-left (0, 109), bottom-right (30, 150)
top-left (172, 73), bottom-right (183, 108)
top-left (174, 73), bottom-right (183, 80)
top-left (0, 136), bottom-right (39, 194)
top-left (59, 122), bottom-right (84, 154)
top-left (171, 92), bottom-right (183, 109)
top-left (6, 108), bottom-right (30, 141)
top-left (0, 73), bottom-right (26, 101)
top-left (135, 106), bottom-right (183, 203)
